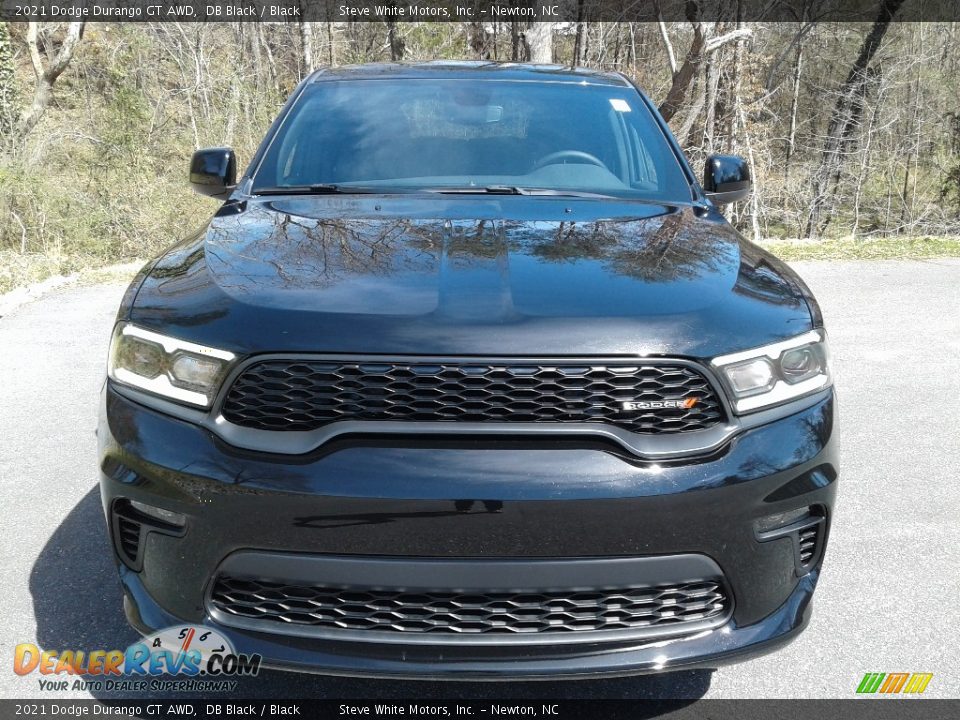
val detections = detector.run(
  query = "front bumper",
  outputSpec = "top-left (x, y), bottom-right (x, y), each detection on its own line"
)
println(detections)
top-left (99, 383), bottom-right (838, 679)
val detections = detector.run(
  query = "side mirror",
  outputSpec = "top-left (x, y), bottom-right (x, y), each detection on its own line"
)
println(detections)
top-left (703, 154), bottom-right (752, 205)
top-left (189, 147), bottom-right (236, 198)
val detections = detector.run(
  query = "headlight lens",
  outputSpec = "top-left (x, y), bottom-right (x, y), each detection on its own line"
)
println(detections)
top-left (723, 358), bottom-right (776, 397)
top-left (108, 323), bottom-right (235, 407)
top-left (779, 345), bottom-right (823, 383)
top-left (712, 330), bottom-right (831, 413)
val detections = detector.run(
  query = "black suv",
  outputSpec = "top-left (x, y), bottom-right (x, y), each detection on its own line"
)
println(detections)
top-left (99, 63), bottom-right (837, 679)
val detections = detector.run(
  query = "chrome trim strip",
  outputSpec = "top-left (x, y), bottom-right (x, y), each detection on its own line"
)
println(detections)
top-left (711, 329), bottom-right (823, 366)
top-left (120, 323), bottom-right (236, 361)
top-left (207, 606), bottom-right (728, 647)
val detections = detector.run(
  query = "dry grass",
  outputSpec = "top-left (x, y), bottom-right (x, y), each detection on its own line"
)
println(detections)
top-left (757, 235), bottom-right (960, 261)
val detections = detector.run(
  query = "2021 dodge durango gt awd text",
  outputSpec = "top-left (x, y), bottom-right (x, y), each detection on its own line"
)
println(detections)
top-left (98, 63), bottom-right (837, 679)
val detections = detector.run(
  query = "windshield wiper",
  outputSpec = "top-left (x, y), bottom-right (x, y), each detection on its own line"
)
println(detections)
top-left (516, 187), bottom-right (616, 198)
top-left (253, 184), bottom-right (380, 196)
top-left (255, 184), bottom-right (617, 199)
top-left (427, 186), bottom-right (614, 199)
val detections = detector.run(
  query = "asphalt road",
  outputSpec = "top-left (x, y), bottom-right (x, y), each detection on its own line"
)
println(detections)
top-left (1, 259), bottom-right (958, 701)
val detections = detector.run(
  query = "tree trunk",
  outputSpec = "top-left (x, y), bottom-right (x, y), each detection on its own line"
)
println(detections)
top-left (468, 21), bottom-right (488, 60)
top-left (524, 5), bottom-right (554, 64)
top-left (326, 20), bottom-right (336, 66)
top-left (299, 19), bottom-right (314, 74)
top-left (20, 22), bottom-right (84, 140)
top-left (805, 0), bottom-right (905, 237)
top-left (524, 25), bottom-right (552, 63)
top-left (657, 5), bottom-right (751, 125)
top-left (386, 19), bottom-right (405, 61)
top-left (784, 40), bottom-right (803, 180)
top-left (852, 90), bottom-right (883, 238)
top-left (573, 0), bottom-right (587, 66)
top-left (656, 17), bottom-right (678, 76)
top-left (0, 22), bottom-right (18, 145)
top-left (703, 37), bottom-right (721, 154)
top-left (658, 20), bottom-right (704, 123)
top-left (676, 71), bottom-right (706, 146)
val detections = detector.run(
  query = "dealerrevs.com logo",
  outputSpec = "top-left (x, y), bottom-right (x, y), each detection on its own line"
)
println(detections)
top-left (14, 625), bottom-right (261, 693)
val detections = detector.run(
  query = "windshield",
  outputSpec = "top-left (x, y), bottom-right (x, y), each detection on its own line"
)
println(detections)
top-left (251, 79), bottom-right (692, 201)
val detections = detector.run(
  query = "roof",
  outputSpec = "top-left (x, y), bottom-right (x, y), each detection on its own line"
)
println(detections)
top-left (308, 61), bottom-right (632, 87)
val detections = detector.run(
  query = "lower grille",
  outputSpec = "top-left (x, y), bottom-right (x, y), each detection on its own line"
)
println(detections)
top-left (220, 358), bottom-right (726, 434)
top-left (209, 575), bottom-right (729, 637)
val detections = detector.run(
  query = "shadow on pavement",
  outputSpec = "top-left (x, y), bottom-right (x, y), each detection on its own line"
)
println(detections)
top-left (29, 487), bottom-right (712, 705)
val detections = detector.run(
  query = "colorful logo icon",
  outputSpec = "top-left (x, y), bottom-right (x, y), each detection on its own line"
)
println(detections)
top-left (856, 673), bottom-right (933, 695)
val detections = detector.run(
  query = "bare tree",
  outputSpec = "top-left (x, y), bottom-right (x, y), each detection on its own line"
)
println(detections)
top-left (573, 0), bottom-right (588, 66)
top-left (656, 7), bottom-right (751, 123)
top-left (784, 40), bottom-right (803, 179)
top-left (0, 22), bottom-right (18, 144)
top-left (805, 0), bottom-right (905, 236)
top-left (524, 5), bottom-right (555, 64)
top-left (299, 19), bottom-right (315, 74)
top-left (656, 15), bottom-right (678, 75)
top-left (468, 21), bottom-right (489, 59)
top-left (386, 20), bottom-right (405, 61)
top-left (20, 22), bottom-right (85, 138)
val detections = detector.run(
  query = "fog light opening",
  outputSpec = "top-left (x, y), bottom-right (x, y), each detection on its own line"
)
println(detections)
top-left (129, 499), bottom-right (187, 528)
top-left (754, 505), bottom-right (827, 577)
top-left (754, 507), bottom-right (812, 534)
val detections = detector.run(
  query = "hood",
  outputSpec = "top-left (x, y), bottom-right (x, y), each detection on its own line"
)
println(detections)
top-left (129, 196), bottom-right (814, 358)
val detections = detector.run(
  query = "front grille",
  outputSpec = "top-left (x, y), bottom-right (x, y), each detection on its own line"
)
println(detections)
top-left (220, 359), bottom-right (725, 434)
top-left (209, 576), bottom-right (729, 636)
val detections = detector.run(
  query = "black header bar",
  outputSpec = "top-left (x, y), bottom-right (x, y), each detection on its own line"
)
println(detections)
top-left (1, 0), bottom-right (957, 24)
top-left (0, 700), bottom-right (958, 719)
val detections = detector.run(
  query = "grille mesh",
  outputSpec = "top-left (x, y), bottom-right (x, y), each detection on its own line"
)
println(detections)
top-left (220, 359), bottom-right (725, 434)
top-left (210, 576), bottom-right (729, 636)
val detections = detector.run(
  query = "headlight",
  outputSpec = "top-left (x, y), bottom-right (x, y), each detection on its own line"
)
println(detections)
top-left (108, 323), bottom-right (235, 407)
top-left (711, 330), bottom-right (831, 413)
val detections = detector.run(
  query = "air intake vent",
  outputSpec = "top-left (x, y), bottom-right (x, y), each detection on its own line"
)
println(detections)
top-left (117, 516), bottom-right (141, 560)
top-left (209, 576), bottom-right (730, 640)
top-left (798, 526), bottom-right (819, 566)
top-left (754, 506), bottom-right (827, 576)
top-left (111, 501), bottom-right (145, 571)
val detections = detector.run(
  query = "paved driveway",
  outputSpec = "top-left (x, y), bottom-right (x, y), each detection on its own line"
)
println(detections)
top-left (1, 259), bottom-right (957, 700)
